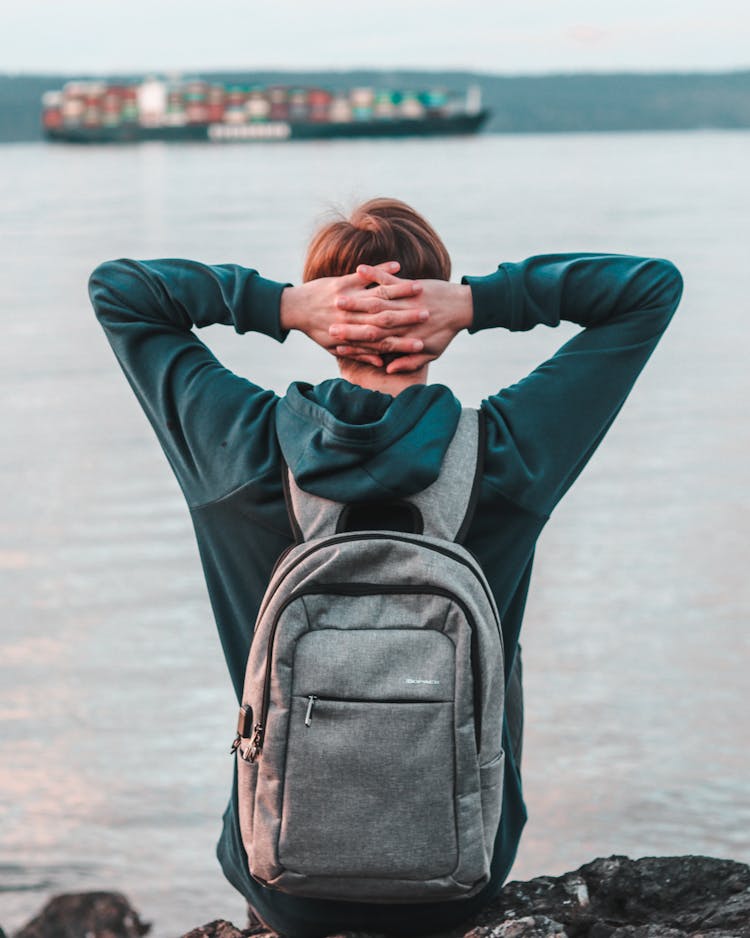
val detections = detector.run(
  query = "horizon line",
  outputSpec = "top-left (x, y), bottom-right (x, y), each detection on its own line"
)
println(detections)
top-left (3, 65), bottom-right (750, 80)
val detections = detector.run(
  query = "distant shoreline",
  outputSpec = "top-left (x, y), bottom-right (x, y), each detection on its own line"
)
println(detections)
top-left (2, 68), bottom-right (750, 143)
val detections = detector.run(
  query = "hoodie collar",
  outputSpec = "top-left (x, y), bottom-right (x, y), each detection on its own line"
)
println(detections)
top-left (275, 379), bottom-right (461, 502)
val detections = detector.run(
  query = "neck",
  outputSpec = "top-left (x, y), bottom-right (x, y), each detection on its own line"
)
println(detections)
top-left (338, 365), bottom-right (430, 396)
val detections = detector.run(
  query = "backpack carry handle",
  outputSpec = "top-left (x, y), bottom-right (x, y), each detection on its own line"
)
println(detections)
top-left (336, 500), bottom-right (424, 535)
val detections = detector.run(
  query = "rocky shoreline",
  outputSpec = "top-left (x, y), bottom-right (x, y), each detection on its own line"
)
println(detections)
top-left (6, 855), bottom-right (750, 938)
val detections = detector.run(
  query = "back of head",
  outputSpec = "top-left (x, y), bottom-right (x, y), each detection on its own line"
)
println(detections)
top-left (303, 197), bottom-right (451, 283)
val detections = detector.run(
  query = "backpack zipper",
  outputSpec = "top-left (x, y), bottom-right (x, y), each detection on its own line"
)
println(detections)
top-left (247, 583), bottom-right (485, 761)
top-left (304, 694), bottom-right (318, 726)
top-left (303, 693), bottom-right (444, 727)
top-left (260, 532), bottom-right (498, 638)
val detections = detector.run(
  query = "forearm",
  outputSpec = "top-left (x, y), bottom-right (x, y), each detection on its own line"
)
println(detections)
top-left (88, 257), bottom-right (283, 508)
top-left (479, 253), bottom-right (684, 514)
top-left (463, 253), bottom-right (683, 336)
top-left (89, 258), bottom-right (289, 340)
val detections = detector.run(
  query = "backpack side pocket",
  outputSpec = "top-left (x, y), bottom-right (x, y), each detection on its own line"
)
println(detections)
top-left (237, 753), bottom-right (260, 852)
top-left (479, 749), bottom-right (505, 858)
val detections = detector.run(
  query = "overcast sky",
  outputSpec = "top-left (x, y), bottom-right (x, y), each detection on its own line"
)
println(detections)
top-left (3, 0), bottom-right (749, 75)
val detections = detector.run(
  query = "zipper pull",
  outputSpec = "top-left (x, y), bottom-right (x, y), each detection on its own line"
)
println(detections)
top-left (244, 723), bottom-right (264, 763)
top-left (304, 695), bottom-right (318, 727)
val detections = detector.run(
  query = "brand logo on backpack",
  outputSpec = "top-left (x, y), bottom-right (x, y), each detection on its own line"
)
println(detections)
top-left (405, 678), bottom-right (441, 685)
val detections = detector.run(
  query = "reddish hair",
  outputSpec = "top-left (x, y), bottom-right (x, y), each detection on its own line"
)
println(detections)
top-left (303, 198), bottom-right (451, 282)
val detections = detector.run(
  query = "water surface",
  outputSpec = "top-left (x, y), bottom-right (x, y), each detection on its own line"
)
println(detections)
top-left (1, 131), bottom-right (748, 935)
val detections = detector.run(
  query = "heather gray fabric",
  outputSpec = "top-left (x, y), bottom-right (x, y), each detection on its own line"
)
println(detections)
top-left (235, 408), bottom-right (505, 903)
top-left (407, 409), bottom-right (479, 540)
top-left (285, 408), bottom-right (479, 542)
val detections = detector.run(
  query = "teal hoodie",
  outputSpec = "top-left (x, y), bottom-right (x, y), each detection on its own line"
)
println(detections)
top-left (89, 252), bottom-right (682, 937)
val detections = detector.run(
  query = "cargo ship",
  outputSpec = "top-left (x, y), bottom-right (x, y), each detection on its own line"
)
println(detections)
top-left (42, 78), bottom-right (489, 143)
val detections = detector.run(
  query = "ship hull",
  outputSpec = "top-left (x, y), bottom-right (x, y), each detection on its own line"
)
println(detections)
top-left (44, 111), bottom-right (489, 144)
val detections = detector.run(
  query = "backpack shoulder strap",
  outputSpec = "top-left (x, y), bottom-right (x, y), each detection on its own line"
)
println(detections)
top-left (282, 407), bottom-right (485, 544)
top-left (408, 407), bottom-right (484, 543)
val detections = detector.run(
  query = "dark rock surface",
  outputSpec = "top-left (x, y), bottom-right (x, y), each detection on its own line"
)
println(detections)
top-left (8, 856), bottom-right (750, 938)
top-left (459, 855), bottom-right (750, 938)
top-left (12, 892), bottom-right (150, 938)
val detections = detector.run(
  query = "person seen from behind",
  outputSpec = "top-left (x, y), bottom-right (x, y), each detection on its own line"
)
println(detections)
top-left (89, 197), bottom-right (684, 937)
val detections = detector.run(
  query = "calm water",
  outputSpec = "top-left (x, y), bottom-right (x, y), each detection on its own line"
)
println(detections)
top-left (1, 132), bottom-right (749, 935)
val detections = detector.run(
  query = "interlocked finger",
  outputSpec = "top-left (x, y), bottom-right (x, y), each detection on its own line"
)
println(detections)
top-left (330, 310), bottom-right (428, 339)
top-left (356, 264), bottom-right (421, 297)
top-left (378, 335), bottom-right (424, 354)
top-left (336, 293), bottom-right (419, 314)
top-left (335, 346), bottom-right (431, 374)
top-left (328, 323), bottom-right (382, 343)
top-left (371, 307), bottom-right (429, 329)
top-left (372, 280), bottom-right (420, 301)
top-left (329, 347), bottom-right (384, 368)
top-left (334, 334), bottom-right (424, 355)
top-left (329, 323), bottom-right (427, 346)
top-left (385, 352), bottom-right (432, 374)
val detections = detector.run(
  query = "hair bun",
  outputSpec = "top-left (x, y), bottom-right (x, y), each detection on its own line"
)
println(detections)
top-left (303, 197), bottom-right (451, 283)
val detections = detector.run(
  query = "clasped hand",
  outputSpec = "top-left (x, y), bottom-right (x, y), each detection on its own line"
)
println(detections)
top-left (280, 262), bottom-right (473, 374)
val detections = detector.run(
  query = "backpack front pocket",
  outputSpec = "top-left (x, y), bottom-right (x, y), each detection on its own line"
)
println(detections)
top-left (279, 695), bottom-right (457, 879)
top-left (276, 623), bottom-right (459, 880)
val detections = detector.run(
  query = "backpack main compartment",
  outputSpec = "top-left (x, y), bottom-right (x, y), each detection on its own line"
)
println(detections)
top-left (234, 530), bottom-right (505, 903)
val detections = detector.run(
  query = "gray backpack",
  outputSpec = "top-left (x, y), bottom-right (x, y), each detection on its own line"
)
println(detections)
top-left (231, 408), bottom-right (505, 903)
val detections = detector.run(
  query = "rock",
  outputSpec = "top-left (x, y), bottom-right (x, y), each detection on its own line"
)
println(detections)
top-left (463, 855), bottom-right (750, 938)
top-left (10, 856), bottom-right (750, 938)
top-left (463, 915), bottom-right (568, 937)
top-left (12, 892), bottom-right (150, 938)
top-left (181, 922), bottom-right (267, 938)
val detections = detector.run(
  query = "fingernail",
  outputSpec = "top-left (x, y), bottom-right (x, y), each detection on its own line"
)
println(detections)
top-left (418, 310), bottom-right (429, 321)
top-left (329, 326), bottom-right (341, 337)
top-left (413, 340), bottom-right (424, 350)
top-left (388, 262), bottom-right (399, 270)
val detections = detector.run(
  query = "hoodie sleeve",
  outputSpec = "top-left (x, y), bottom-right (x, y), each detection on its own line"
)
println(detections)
top-left (88, 258), bottom-right (291, 508)
top-left (462, 254), bottom-right (683, 517)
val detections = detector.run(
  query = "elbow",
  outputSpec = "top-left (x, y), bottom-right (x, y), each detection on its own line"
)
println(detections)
top-left (652, 258), bottom-right (684, 313)
top-left (89, 258), bottom-right (126, 291)
top-left (88, 259), bottom-right (134, 320)
top-left (627, 258), bottom-right (683, 333)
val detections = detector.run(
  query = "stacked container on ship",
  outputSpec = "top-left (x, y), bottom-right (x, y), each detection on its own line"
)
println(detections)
top-left (42, 77), bottom-right (489, 143)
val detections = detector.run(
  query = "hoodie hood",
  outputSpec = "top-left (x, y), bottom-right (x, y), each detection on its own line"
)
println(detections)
top-left (275, 379), bottom-right (461, 502)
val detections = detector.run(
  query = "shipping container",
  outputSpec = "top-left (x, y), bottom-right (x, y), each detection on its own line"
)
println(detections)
top-left (42, 108), bottom-right (63, 130)
top-left (399, 92), bottom-right (425, 118)
top-left (350, 87), bottom-right (375, 107)
top-left (246, 91), bottom-right (271, 121)
top-left (374, 91), bottom-right (395, 119)
top-left (42, 91), bottom-right (63, 109)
